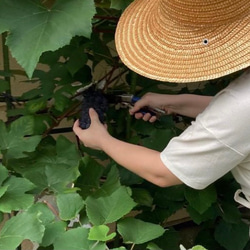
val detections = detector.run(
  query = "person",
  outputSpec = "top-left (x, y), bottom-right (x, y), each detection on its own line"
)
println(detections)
top-left (73, 0), bottom-right (250, 209)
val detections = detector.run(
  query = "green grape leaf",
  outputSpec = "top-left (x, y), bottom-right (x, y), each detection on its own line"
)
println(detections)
top-left (66, 45), bottom-right (88, 76)
top-left (132, 188), bottom-right (153, 207)
top-left (57, 193), bottom-right (85, 220)
top-left (53, 88), bottom-right (72, 112)
top-left (86, 186), bottom-right (137, 225)
top-left (117, 217), bottom-right (165, 244)
top-left (32, 114), bottom-right (53, 134)
top-left (0, 186), bottom-right (8, 199)
top-left (0, 0), bottom-right (96, 78)
top-left (0, 212), bottom-right (3, 223)
top-left (91, 33), bottom-right (114, 66)
top-left (41, 221), bottom-right (66, 247)
top-left (75, 156), bottom-right (105, 199)
top-left (0, 117), bottom-right (42, 159)
top-left (147, 242), bottom-right (163, 250)
top-left (0, 164), bottom-right (8, 185)
top-left (110, 248), bottom-right (126, 250)
top-left (110, 0), bottom-right (132, 11)
top-left (149, 229), bottom-right (180, 250)
top-left (186, 205), bottom-right (217, 225)
top-left (88, 225), bottom-right (116, 241)
top-left (25, 203), bottom-right (67, 247)
top-left (214, 220), bottom-right (249, 250)
top-left (12, 136), bottom-right (81, 193)
top-left (53, 227), bottom-right (106, 250)
top-left (184, 185), bottom-right (217, 214)
top-left (0, 207), bottom-right (45, 250)
top-left (192, 246), bottom-right (208, 250)
top-left (140, 127), bottom-right (174, 151)
top-left (25, 97), bottom-right (47, 114)
top-left (93, 165), bottom-right (121, 198)
top-left (0, 176), bottom-right (35, 213)
top-left (28, 202), bottom-right (56, 226)
top-left (219, 201), bottom-right (241, 223)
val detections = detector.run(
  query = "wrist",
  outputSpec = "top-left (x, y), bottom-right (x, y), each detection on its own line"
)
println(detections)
top-left (158, 94), bottom-right (178, 114)
top-left (99, 132), bottom-right (113, 151)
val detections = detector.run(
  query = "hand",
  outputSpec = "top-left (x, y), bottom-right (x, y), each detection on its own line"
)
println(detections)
top-left (73, 108), bottom-right (110, 150)
top-left (129, 93), bottom-right (167, 122)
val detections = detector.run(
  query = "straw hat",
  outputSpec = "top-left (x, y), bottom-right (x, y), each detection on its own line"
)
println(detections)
top-left (115, 0), bottom-right (250, 83)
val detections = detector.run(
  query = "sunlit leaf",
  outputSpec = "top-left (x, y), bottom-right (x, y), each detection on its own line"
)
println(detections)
top-left (192, 246), bottom-right (208, 250)
top-left (88, 225), bottom-right (116, 241)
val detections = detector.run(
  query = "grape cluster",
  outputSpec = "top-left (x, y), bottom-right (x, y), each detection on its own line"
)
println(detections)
top-left (79, 87), bottom-right (108, 129)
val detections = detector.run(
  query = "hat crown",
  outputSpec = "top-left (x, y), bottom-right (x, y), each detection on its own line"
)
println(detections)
top-left (160, 0), bottom-right (250, 26)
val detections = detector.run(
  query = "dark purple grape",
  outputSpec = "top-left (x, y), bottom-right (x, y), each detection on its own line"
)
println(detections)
top-left (79, 88), bottom-right (108, 129)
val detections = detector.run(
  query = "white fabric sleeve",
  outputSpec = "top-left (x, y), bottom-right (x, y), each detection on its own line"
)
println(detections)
top-left (160, 119), bottom-right (244, 189)
top-left (160, 71), bottom-right (250, 190)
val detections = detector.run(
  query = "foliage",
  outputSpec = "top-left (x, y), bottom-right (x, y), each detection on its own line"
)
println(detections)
top-left (0, 0), bottom-right (249, 250)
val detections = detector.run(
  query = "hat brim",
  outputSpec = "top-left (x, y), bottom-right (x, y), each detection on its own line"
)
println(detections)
top-left (115, 0), bottom-right (250, 83)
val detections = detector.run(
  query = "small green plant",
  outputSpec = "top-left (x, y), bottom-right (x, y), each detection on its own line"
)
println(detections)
top-left (180, 245), bottom-right (208, 250)
top-left (0, 1), bottom-right (249, 250)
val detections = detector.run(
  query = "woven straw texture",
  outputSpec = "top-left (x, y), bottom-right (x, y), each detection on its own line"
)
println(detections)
top-left (115, 0), bottom-right (250, 83)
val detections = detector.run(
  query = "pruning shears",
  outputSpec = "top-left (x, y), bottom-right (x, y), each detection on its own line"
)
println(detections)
top-left (106, 94), bottom-right (166, 118)
top-left (108, 94), bottom-right (183, 122)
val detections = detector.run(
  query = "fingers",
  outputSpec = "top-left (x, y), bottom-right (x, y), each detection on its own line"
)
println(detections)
top-left (141, 113), bottom-right (157, 122)
top-left (129, 95), bottom-right (157, 122)
top-left (89, 108), bottom-right (99, 121)
top-left (73, 120), bottom-right (81, 134)
top-left (73, 108), bottom-right (104, 134)
top-left (129, 103), bottom-right (144, 115)
top-left (129, 96), bottom-right (149, 115)
top-left (134, 112), bottom-right (157, 123)
top-left (149, 116), bottom-right (157, 123)
top-left (134, 113), bottom-right (143, 119)
top-left (73, 109), bottom-right (97, 134)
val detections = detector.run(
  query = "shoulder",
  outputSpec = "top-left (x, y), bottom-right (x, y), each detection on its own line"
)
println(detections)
top-left (224, 68), bottom-right (250, 94)
top-left (203, 69), bottom-right (250, 117)
top-left (197, 73), bottom-right (250, 154)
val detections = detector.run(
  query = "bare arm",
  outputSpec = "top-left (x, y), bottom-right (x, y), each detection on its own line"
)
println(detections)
top-left (130, 93), bottom-right (212, 120)
top-left (73, 108), bottom-right (182, 187)
top-left (99, 134), bottom-right (181, 187)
